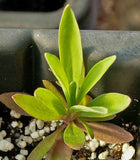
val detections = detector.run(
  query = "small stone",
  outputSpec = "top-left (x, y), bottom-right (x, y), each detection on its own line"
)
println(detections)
top-left (10, 110), bottom-right (21, 119)
top-left (29, 119), bottom-right (36, 133)
top-left (0, 130), bottom-right (6, 140)
top-left (3, 156), bottom-right (9, 160)
top-left (11, 121), bottom-right (18, 128)
top-left (99, 140), bottom-right (106, 147)
top-left (38, 129), bottom-right (45, 137)
top-left (36, 119), bottom-right (44, 129)
top-left (31, 131), bottom-right (39, 139)
top-left (98, 150), bottom-right (109, 159)
top-left (86, 138), bottom-right (99, 152)
top-left (90, 152), bottom-right (96, 159)
top-left (51, 121), bottom-right (57, 128)
top-left (20, 149), bottom-right (28, 156)
top-left (50, 126), bottom-right (55, 131)
top-left (15, 154), bottom-right (26, 160)
top-left (22, 136), bottom-right (33, 144)
top-left (121, 146), bottom-right (135, 160)
top-left (0, 156), bottom-right (2, 160)
top-left (0, 140), bottom-right (14, 152)
top-left (18, 122), bottom-right (23, 128)
top-left (44, 127), bottom-right (50, 133)
top-left (24, 126), bottom-right (30, 135)
top-left (17, 141), bottom-right (27, 149)
top-left (122, 143), bottom-right (129, 153)
top-left (132, 125), bottom-right (137, 131)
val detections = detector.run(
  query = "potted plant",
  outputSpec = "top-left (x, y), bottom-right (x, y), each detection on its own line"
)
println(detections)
top-left (0, 5), bottom-right (139, 160)
top-left (0, 0), bottom-right (97, 29)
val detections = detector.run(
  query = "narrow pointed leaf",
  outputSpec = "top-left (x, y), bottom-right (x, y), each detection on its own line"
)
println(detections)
top-left (69, 81), bottom-right (76, 106)
top-left (81, 115), bottom-right (116, 122)
top-left (86, 122), bottom-right (134, 144)
top-left (47, 137), bottom-right (72, 160)
top-left (69, 105), bottom-right (108, 118)
top-left (34, 88), bottom-right (67, 115)
top-left (59, 5), bottom-right (83, 85)
top-left (42, 80), bottom-right (67, 107)
top-left (87, 93), bottom-right (131, 117)
top-left (28, 125), bottom-right (66, 160)
top-left (45, 53), bottom-right (70, 103)
top-left (79, 119), bottom-right (94, 139)
top-left (13, 94), bottom-right (62, 121)
top-left (77, 55), bottom-right (116, 103)
top-left (0, 92), bottom-right (29, 116)
top-left (64, 122), bottom-right (85, 150)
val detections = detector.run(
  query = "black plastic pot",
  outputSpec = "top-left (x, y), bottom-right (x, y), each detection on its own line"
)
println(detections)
top-left (0, 29), bottom-right (140, 158)
top-left (0, 0), bottom-right (98, 29)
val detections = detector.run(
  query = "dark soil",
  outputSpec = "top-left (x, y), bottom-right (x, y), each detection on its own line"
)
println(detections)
top-left (0, 0), bottom-right (66, 12)
top-left (0, 100), bottom-right (139, 160)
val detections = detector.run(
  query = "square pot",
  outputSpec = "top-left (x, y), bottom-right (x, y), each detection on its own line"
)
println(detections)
top-left (0, 29), bottom-right (139, 159)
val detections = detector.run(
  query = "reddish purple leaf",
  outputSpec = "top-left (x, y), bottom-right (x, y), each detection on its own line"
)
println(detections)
top-left (47, 136), bottom-right (72, 160)
top-left (0, 92), bottom-right (30, 116)
top-left (77, 122), bottom-right (134, 144)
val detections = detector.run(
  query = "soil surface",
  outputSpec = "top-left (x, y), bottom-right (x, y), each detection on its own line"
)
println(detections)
top-left (0, 100), bottom-right (139, 160)
top-left (0, 0), bottom-right (66, 12)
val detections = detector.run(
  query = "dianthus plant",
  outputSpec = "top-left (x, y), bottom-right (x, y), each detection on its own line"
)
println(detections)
top-left (0, 5), bottom-right (133, 160)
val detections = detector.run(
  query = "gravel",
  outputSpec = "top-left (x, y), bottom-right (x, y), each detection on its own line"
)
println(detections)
top-left (0, 108), bottom-right (137, 160)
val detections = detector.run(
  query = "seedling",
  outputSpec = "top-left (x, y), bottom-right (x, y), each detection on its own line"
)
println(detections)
top-left (0, 5), bottom-right (133, 160)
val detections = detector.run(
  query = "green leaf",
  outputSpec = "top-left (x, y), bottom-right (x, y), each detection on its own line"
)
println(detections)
top-left (69, 105), bottom-right (108, 118)
top-left (34, 88), bottom-right (67, 115)
top-left (77, 55), bottom-right (116, 103)
top-left (81, 115), bottom-right (116, 122)
top-left (0, 92), bottom-right (29, 116)
top-left (69, 81), bottom-right (76, 106)
top-left (59, 5), bottom-right (83, 86)
top-left (27, 125), bottom-right (65, 160)
top-left (42, 80), bottom-right (67, 107)
top-left (45, 53), bottom-right (70, 104)
top-left (64, 122), bottom-right (85, 150)
top-left (13, 94), bottom-right (62, 121)
top-left (87, 93), bottom-right (131, 117)
top-left (47, 137), bottom-right (72, 160)
top-left (79, 119), bottom-right (94, 139)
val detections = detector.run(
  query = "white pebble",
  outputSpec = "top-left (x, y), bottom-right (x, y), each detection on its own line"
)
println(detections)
top-left (0, 140), bottom-right (14, 152)
top-left (31, 131), bottom-right (39, 139)
top-left (24, 126), bottom-right (30, 135)
top-left (10, 110), bottom-right (21, 119)
top-left (38, 129), bottom-right (45, 137)
top-left (98, 150), bottom-right (109, 159)
top-left (121, 146), bottom-right (135, 160)
top-left (3, 156), bottom-right (9, 160)
top-left (22, 136), bottom-right (33, 144)
top-left (17, 141), bottom-right (27, 148)
top-left (20, 149), bottom-right (28, 156)
top-left (18, 122), bottom-right (23, 128)
top-left (51, 121), bottom-right (57, 128)
top-left (0, 130), bottom-right (6, 140)
top-left (122, 143), bottom-right (130, 153)
top-left (11, 121), bottom-right (18, 128)
top-left (86, 138), bottom-right (99, 152)
top-left (29, 119), bottom-right (36, 133)
top-left (99, 140), bottom-right (106, 147)
top-left (44, 127), bottom-right (50, 133)
top-left (0, 156), bottom-right (2, 160)
top-left (90, 152), bottom-right (96, 159)
top-left (36, 119), bottom-right (44, 129)
top-left (15, 154), bottom-right (26, 160)
top-left (50, 126), bottom-right (55, 131)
